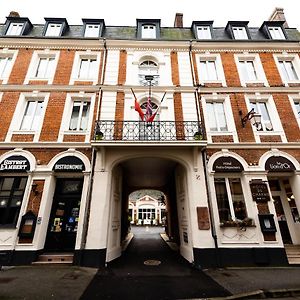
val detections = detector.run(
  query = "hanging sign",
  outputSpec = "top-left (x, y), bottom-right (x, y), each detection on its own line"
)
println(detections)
top-left (0, 155), bottom-right (30, 172)
top-left (213, 156), bottom-right (244, 173)
top-left (250, 180), bottom-right (270, 203)
top-left (265, 156), bottom-right (296, 172)
top-left (53, 156), bottom-right (85, 172)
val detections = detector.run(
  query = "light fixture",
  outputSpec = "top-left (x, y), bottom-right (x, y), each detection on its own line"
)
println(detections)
top-left (240, 108), bottom-right (262, 129)
top-left (31, 182), bottom-right (39, 196)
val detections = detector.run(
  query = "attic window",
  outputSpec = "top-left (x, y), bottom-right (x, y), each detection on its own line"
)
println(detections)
top-left (142, 24), bottom-right (156, 39)
top-left (232, 27), bottom-right (248, 39)
top-left (6, 22), bottom-right (24, 35)
top-left (45, 23), bottom-right (62, 36)
top-left (196, 26), bottom-right (212, 39)
top-left (268, 26), bottom-right (285, 39)
top-left (84, 24), bottom-right (100, 37)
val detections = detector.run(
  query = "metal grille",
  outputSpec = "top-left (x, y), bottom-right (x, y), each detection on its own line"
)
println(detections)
top-left (94, 121), bottom-right (203, 141)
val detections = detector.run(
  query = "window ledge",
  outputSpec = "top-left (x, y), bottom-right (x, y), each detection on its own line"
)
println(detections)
top-left (63, 130), bottom-right (89, 135)
top-left (220, 218), bottom-right (255, 228)
top-left (12, 130), bottom-right (36, 135)
top-left (0, 225), bottom-right (17, 229)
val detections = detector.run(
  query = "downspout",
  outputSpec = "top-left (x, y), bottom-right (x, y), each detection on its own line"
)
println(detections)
top-left (79, 38), bottom-right (108, 265)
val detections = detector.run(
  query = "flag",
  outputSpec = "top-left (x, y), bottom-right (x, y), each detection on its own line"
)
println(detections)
top-left (145, 96), bottom-right (153, 122)
top-left (131, 88), bottom-right (144, 120)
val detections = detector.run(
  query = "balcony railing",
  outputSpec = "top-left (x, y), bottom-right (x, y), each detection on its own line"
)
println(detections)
top-left (94, 120), bottom-right (203, 141)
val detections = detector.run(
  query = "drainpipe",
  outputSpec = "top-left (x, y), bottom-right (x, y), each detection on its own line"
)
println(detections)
top-left (78, 38), bottom-right (108, 265)
top-left (201, 149), bottom-right (221, 268)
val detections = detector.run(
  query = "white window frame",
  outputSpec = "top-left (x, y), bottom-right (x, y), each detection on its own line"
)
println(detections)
top-left (289, 95), bottom-right (300, 129)
top-left (202, 94), bottom-right (238, 142)
top-left (5, 92), bottom-right (49, 142)
top-left (274, 54), bottom-right (300, 86)
top-left (268, 26), bottom-right (286, 40)
top-left (24, 50), bottom-right (60, 84)
top-left (232, 26), bottom-right (248, 40)
top-left (6, 22), bottom-right (24, 36)
top-left (45, 23), bottom-right (62, 37)
top-left (141, 24), bottom-right (156, 39)
top-left (70, 51), bottom-right (101, 85)
top-left (234, 53), bottom-right (268, 87)
top-left (84, 24), bottom-right (100, 37)
top-left (245, 94), bottom-right (286, 143)
top-left (196, 54), bottom-right (226, 86)
top-left (196, 26), bottom-right (212, 39)
top-left (0, 49), bottom-right (18, 84)
top-left (58, 93), bottom-right (95, 143)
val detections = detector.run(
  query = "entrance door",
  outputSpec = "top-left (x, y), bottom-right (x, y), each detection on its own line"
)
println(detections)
top-left (45, 178), bottom-right (83, 252)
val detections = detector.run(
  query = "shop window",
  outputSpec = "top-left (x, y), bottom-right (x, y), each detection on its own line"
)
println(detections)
top-left (69, 101), bottom-right (90, 131)
top-left (214, 178), bottom-right (247, 222)
top-left (20, 100), bottom-right (44, 131)
top-left (206, 101), bottom-right (228, 132)
top-left (0, 177), bottom-right (27, 226)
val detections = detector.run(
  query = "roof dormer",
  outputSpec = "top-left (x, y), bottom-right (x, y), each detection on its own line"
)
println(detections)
top-left (225, 21), bottom-right (251, 40)
top-left (43, 18), bottom-right (69, 37)
top-left (137, 19), bottom-right (161, 39)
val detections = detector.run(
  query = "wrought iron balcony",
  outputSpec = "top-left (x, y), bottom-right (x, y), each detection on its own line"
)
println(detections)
top-left (94, 120), bottom-right (203, 142)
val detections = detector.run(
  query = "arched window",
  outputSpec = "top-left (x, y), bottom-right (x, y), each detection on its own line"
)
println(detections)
top-left (139, 60), bottom-right (159, 85)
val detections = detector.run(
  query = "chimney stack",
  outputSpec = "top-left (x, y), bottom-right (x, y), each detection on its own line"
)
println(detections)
top-left (8, 11), bottom-right (20, 18)
top-left (174, 13), bottom-right (183, 28)
top-left (269, 7), bottom-right (288, 28)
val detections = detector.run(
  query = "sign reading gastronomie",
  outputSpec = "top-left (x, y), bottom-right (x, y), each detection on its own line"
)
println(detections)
top-left (265, 156), bottom-right (296, 172)
top-left (213, 156), bottom-right (244, 173)
top-left (0, 155), bottom-right (30, 172)
top-left (53, 156), bottom-right (85, 172)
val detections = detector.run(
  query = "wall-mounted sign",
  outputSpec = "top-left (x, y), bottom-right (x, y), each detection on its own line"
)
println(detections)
top-left (213, 156), bottom-right (244, 173)
top-left (53, 156), bottom-right (85, 172)
top-left (197, 207), bottom-right (210, 230)
top-left (0, 155), bottom-right (30, 172)
top-left (265, 156), bottom-right (296, 172)
top-left (250, 180), bottom-right (270, 203)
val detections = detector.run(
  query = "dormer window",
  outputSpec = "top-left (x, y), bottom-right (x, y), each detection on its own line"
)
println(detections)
top-left (196, 26), bottom-right (212, 39)
top-left (137, 19), bottom-right (160, 39)
top-left (82, 19), bottom-right (105, 38)
top-left (6, 22), bottom-right (24, 35)
top-left (232, 27), bottom-right (248, 39)
top-left (45, 23), bottom-right (62, 36)
top-left (43, 18), bottom-right (69, 37)
top-left (142, 24), bottom-right (156, 39)
top-left (268, 26), bottom-right (285, 39)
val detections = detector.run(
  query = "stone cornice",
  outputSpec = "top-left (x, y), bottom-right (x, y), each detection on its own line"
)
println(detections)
top-left (206, 142), bottom-right (300, 149)
top-left (0, 142), bottom-right (92, 149)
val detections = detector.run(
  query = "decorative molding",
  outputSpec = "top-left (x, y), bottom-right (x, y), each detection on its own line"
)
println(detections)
top-left (207, 142), bottom-right (300, 149)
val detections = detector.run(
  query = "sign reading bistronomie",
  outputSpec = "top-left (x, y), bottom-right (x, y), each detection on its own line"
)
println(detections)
top-left (0, 155), bottom-right (30, 172)
top-left (53, 156), bottom-right (85, 172)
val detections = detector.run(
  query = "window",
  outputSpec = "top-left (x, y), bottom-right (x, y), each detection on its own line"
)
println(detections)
top-left (20, 100), bottom-right (44, 131)
top-left (249, 101), bottom-right (273, 131)
top-left (45, 23), bottom-right (62, 36)
top-left (232, 26), bottom-right (248, 39)
top-left (199, 60), bottom-right (218, 81)
top-left (294, 100), bottom-right (300, 119)
top-left (35, 57), bottom-right (55, 78)
top-left (268, 26), bottom-right (285, 39)
top-left (278, 60), bottom-right (298, 81)
top-left (6, 22), bottom-right (24, 35)
top-left (238, 60), bottom-right (257, 81)
top-left (138, 60), bottom-right (159, 85)
top-left (142, 24), bottom-right (156, 39)
top-left (69, 101), bottom-right (90, 131)
top-left (0, 57), bottom-right (13, 78)
top-left (214, 178), bottom-right (247, 223)
top-left (196, 26), bottom-right (212, 39)
top-left (0, 177), bottom-right (27, 226)
top-left (84, 24), bottom-right (100, 37)
top-left (206, 102), bottom-right (228, 132)
top-left (78, 58), bottom-right (97, 79)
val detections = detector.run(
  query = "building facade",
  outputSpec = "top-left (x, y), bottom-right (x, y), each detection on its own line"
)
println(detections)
top-left (0, 9), bottom-right (299, 268)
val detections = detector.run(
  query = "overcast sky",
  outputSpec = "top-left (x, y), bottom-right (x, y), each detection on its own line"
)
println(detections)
top-left (0, 0), bottom-right (299, 29)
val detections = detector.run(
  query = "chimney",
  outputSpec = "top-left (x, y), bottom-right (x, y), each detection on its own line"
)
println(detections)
top-left (174, 13), bottom-right (183, 28)
top-left (269, 7), bottom-right (288, 28)
top-left (8, 11), bottom-right (20, 18)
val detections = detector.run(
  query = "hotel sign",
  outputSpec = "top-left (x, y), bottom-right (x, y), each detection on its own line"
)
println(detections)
top-left (250, 180), bottom-right (270, 203)
top-left (0, 155), bottom-right (30, 172)
top-left (265, 156), bottom-right (296, 172)
top-left (53, 156), bottom-right (85, 172)
top-left (213, 157), bottom-right (244, 173)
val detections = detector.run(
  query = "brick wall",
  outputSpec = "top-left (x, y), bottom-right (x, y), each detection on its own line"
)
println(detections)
top-left (118, 50), bottom-right (127, 85)
top-left (259, 53), bottom-right (283, 86)
top-left (221, 53), bottom-right (241, 87)
top-left (53, 50), bottom-right (75, 85)
top-left (171, 51), bottom-right (180, 86)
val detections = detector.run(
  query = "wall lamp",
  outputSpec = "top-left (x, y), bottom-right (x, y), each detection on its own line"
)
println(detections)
top-left (239, 108), bottom-right (262, 129)
top-left (31, 182), bottom-right (39, 196)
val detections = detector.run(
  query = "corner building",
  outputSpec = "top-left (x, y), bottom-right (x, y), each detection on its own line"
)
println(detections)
top-left (0, 10), bottom-right (299, 268)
